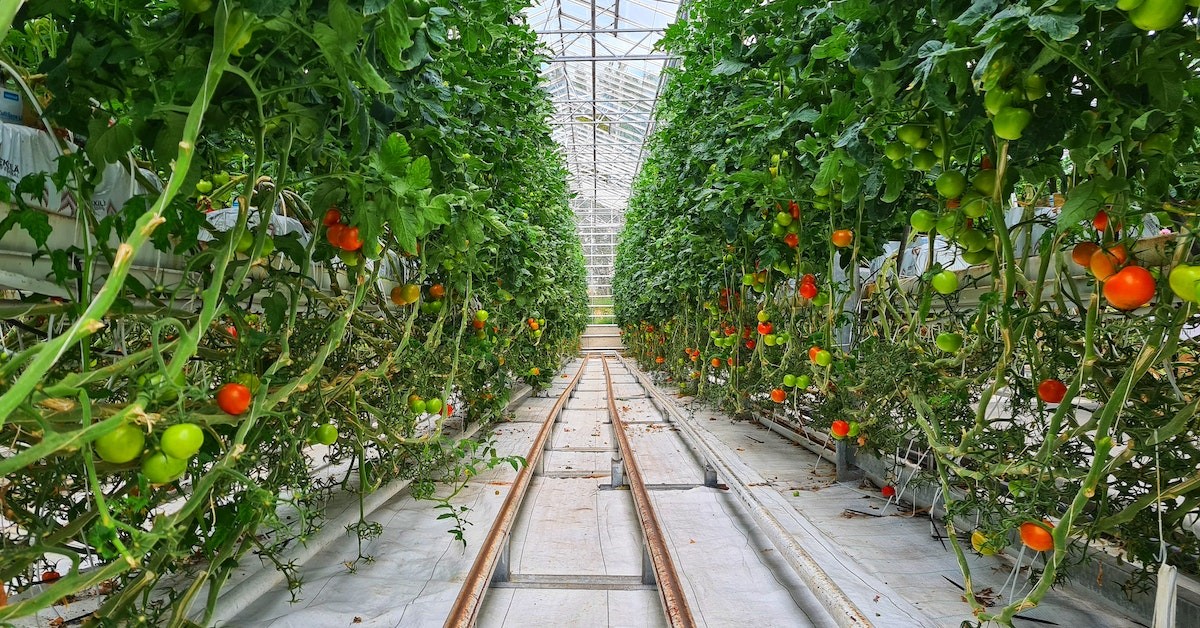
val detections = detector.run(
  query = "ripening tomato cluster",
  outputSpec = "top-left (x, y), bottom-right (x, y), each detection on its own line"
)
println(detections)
top-left (798, 273), bottom-right (818, 300)
top-left (1068, 211), bottom-right (1156, 311)
top-left (322, 207), bottom-right (364, 252)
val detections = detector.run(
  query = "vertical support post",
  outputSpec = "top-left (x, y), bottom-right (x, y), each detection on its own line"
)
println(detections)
top-left (640, 542), bottom-right (656, 585)
top-left (703, 463), bottom-right (718, 488)
top-left (836, 440), bottom-right (862, 482)
top-left (611, 454), bottom-right (625, 488)
top-left (492, 532), bottom-right (511, 584)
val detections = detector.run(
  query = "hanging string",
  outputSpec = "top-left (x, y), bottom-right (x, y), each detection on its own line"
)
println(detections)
top-left (1152, 443), bottom-right (1178, 628)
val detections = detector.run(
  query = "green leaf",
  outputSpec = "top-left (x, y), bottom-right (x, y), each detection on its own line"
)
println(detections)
top-left (425, 194), bottom-right (452, 225)
top-left (262, 292), bottom-right (289, 333)
top-left (882, 166), bottom-right (905, 203)
top-left (86, 120), bottom-right (136, 165)
top-left (406, 155), bottom-right (432, 188)
top-left (377, 133), bottom-right (411, 177)
top-left (711, 58), bottom-right (750, 76)
top-left (242, 0), bottom-right (293, 16)
top-left (1056, 180), bottom-right (1102, 233)
top-left (1027, 13), bottom-right (1080, 41)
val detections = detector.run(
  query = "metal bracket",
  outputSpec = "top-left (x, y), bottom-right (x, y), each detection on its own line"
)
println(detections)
top-left (611, 453), bottom-right (626, 488)
top-left (640, 543), bottom-right (656, 586)
top-left (492, 532), bottom-right (511, 584)
top-left (703, 463), bottom-right (719, 488)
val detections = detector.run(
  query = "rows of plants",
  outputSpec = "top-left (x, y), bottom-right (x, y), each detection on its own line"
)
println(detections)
top-left (0, 0), bottom-right (587, 622)
top-left (614, 0), bottom-right (1199, 623)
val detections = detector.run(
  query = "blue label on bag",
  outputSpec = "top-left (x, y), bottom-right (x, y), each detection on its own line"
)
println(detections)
top-left (3, 92), bottom-right (18, 101)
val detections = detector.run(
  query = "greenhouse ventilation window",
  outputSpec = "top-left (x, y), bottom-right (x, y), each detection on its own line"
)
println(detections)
top-left (524, 0), bottom-right (682, 323)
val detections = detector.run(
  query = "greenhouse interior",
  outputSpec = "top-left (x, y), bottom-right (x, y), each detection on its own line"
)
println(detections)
top-left (1, 0), bottom-right (1199, 626)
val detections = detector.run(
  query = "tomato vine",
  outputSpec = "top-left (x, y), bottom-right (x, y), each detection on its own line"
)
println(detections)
top-left (0, 0), bottom-right (587, 622)
top-left (615, 0), bottom-right (1200, 623)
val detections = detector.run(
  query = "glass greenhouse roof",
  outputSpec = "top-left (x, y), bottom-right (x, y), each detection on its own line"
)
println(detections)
top-left (524, 0), bottom-right (682, 301)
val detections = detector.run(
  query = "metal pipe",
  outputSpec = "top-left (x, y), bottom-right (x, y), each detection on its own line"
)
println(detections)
top-left (443, 357), bottom-right (592, 628)
top-left (601, 356), bottom-right (697, 628)
top-left (550, 54), bottom-right (676, 62)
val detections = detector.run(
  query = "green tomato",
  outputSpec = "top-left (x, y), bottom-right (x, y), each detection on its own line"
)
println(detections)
top-left (783, 374), bottom-right (798, 387)
top-left (935, 332), bottom-right (963, 353)
top-left (993, 107), bottom-right (1032, 141)
top-left (196, 179), bottom-right (213, 194)
top-left (930, 138), bottom-right (946, 159)
top-left (771, 222), bottom-right (788, 238)
top-left (911, 150), bottom-right (937, 171)
top-left (1128, 0), bottom-right (1186, 31)
top-left (936, 213), bottom-right (964, 239)
top-left (884, 142), bottom-right (909, 161)
top-left (935, 171), bottom-right (967, 199)
top-left (931, 270), bottom-right (959, 294)
top-left (815, 350), bottom-right (833, 367)
top-left (1023, 74), bottom-right (1047, 101)
top-left (235, 231), bottom-right (254, 255)
top-left (1168, 264), bottom-right (1200, 302)
top-left (410, 399), bottom-right (428, 414)
top-left (962, 195), bottom-right (989, 219)
top-left (426, 397), bottom-right (444, 414)
top-left (141, 452), bottom-right (187, 484)
top-left (962, 248), bottom-right (994, 265)
top-left (795, 375), bottom-right (811, 389)
top-left (909, 210), bottom-right (936, 233)
top-left (314, 423), bottom-right (339, 445)
top-left (846, 421), bottom-right (861, 438)
top-left (775, 211), bottom-right (793, 227)
top-left (972, 170), bottom-right (997, 197)
top-left (95, 423), bottom-right (146, 464)
top-left (984, 88), bottom-right (1017, 116)
top-left (475, 309), bottom-right (489, 322)
top-left (764, 334), bottom-right (777, 347)
top-left (958, 229), bottom-right (988, 253)
top-left (161, 423), bottom-right (204, 459)
top-left (896, 124), bottom-right (925, 148)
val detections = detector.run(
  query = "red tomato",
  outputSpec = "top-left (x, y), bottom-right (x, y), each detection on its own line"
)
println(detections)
top-left (1037, 378), bottom-right (1067, 404)
top-left (216, 383), bottom-right (252, 415)
top-left (340, 226), bottom-right (363, 251)
top-left (784, 232), bottom-right (799, 248)
top-left (322, 208), bottom-right (342, 227)
top-left (1093, 209), bottom-right (1109, 232)
top-left (745, 339), bottom-right (756, 350)
top-left (831, 420), bottom-right (850, 438)
top-left (831, 229), bottom-right (854, 248)
top-left (770, 388), bottom-right (786, 403)
top-left (881, 486), bottom-right (896, 497)
top-left (789, 200), bottom-right (800, 220)
top-left (801, 273), bottom-right (816, 285)
top-left (757, 321), bottom-right (773, 335)
top-left (799, 282), bottom-right (818, 299)
top-left (41, 570), bottom-right (61, 583)
top-left (1103, 265), bottom-right (1156, 311)
top-left (327, 224), bottom-right (347, 249)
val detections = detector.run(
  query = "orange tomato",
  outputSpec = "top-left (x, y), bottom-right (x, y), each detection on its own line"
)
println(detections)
top-left (770, 388), bottom-right (786, 403)
top-left (429, 284), bottom-right (446, 299)
top-left (1093, 209), bottom-right (1109, 232)
top-left (655, 356), bottom-right (665, 364)
top-left (472, 319), bottom-right (485, 330)
top-left (1070, 242), bottom-right (1100, 267)
top-left (322, 208), bottom-right (342, 227)
top-left (711, 358), bottom-right (722, 368)
top-left (831, 229), bottom-right (854, 248)
top-left (1019, 520), bottom-right (1055, 552)
top-left (1089, 244), bottom-right (1128, 281)
top-left (808, 346), bottom-right (821, 363)
top-left (1103, 266), bottom-right (1156, 311)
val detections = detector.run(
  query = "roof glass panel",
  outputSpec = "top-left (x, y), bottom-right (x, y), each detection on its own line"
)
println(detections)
top-left (524, 0), bottom-right (682, 300)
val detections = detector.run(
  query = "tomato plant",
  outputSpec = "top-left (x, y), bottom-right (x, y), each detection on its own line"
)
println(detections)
top-left (0, 0), bottom-right (588, 621)
top-left (613, 0), bottom-right (1200, 623)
